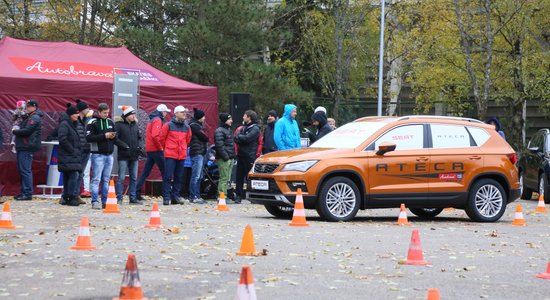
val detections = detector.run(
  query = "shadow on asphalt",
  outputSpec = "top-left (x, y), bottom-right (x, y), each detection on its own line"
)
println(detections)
top-left (250, 215), bottom-right (469, 223)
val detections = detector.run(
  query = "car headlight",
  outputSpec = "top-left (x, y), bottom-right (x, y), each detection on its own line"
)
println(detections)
top-left (281, 160), bottom-right (318, 172)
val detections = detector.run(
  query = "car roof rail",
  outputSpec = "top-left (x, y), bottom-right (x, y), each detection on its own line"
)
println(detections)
top-left (396, 115), bottom-right (485, 124)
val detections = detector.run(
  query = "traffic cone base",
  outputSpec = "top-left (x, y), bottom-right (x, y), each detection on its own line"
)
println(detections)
top-left (536, 262), bottom-right (550, 280)
top-left (104, 180), bottom-right (121, 213)
top-left (235, 265), bottom-right (257, 300)
top-left (427, 288), bottom-right (441, 300)
top-left (512, 203), bottom-right (526, 226)
top-left (0, 202), bottom-right (16, 229)
top-left (535, 195), bottom-right (547, 213)
top-left (70, 217), bottom-right (96, 250)
top-left (216, 192), bottom-right (229, 211)
top-left (113, 254), bottom-right (147, 300)
top-left (396, 203), bottom-right (410, 226)
top-left (399, 229), bottom-right (430, 266)
top-left (289, 189), bottom-right (309, 226)
top-left (236, 224), bottom-right (256, 256)
top-left (144, 202), bottom-right (164, 228)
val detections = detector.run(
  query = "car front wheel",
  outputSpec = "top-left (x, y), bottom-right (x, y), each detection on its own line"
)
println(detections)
top-left (409, 208), bottom-right (443, 219)
top-left (465, 179), bottom-right (507, 222)
top-left (316, 176), bottom-right (360, 222)
top-left (519, 172), bottom-right (534, 200)
top-left (264, 205), bottom-right (294, 219)
top-left (538, 174), bottom-right (550, 204)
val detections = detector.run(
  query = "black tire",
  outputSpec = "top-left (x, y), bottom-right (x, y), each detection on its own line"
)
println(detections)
top-left (538, 173), bottom-right (550, 204)
top-left (409, 208), bottom-right (443, 219)
top-left (519, 172), bottom-right (534, 200)
top-left (316, 176), bottom-right (360, 222)
top-left (465, 178), bottom-right (507, 222)
top-left (264, 205), bottom-right (294, 219)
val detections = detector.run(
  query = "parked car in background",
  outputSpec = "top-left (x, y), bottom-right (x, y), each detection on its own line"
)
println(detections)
top-left (517, 128), bottom-right (550, 203)
top-left (247, 115), bottom-right (520, 222)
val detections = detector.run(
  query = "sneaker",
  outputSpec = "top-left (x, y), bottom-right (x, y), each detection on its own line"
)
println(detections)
top-left (67, 197), bottom-right (80, 207)
top-left (171, 197), bottom-right (184, 205)
top-left (91, 202), bottom-right (101, 210)
top-left (137, 194), bottom-right (146, 201)
top-left (15, 195), bottom-right (32, 201)
top-left (163, 199), bottom-right (170, 206)
top-left (59, 196), bottom-right (67, 205)
top-left (77, 196), bottom-right (86, 205)
top-left (80, 191), bottom-right (92, 198)
top-left (129, 200), bottom-right (144, 205)
top-left (191, 198), bottom-right (207, 204)
top-left (233, 196), bottom-right (242, 204)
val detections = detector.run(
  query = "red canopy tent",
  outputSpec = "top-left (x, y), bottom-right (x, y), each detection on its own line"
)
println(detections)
top-left (0, 37), bottom-right (218, 196)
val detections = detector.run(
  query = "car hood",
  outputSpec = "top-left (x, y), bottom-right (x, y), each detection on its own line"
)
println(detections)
top-left (258, 147), bottom-right (351, 164)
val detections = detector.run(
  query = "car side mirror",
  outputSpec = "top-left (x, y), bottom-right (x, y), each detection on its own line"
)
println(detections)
top-left (376, 142), bottom-right (397, 155)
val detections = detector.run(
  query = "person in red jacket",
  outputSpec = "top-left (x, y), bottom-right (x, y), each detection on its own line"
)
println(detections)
top-left (160, 105), bottom-right (192, 205)
top-left (135, 104), bottom-right (171, 200)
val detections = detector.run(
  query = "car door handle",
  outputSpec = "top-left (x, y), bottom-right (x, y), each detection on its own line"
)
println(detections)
top-left (469, 155), bottom-right (481, 160)
top-left (416, 157), bottom-right (429, 162)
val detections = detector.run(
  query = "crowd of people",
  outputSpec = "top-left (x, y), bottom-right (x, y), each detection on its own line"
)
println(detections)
top-left (6, 99), bottom-right (337, 207)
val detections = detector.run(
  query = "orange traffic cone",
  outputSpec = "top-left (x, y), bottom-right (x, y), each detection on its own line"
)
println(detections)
top-left (236, 224), bottom-right (256, 256)
top-left (427, 288), bottom-right (440, 300)
top-left (113, 254), bottom-right (147, 300)
top-left (289, 188), bottom-right (309, 227)
top-left (536, 261), bottom-right (550, 280)
top-left (103, 180), bottom-right (121, 213)
top-left (535, 194), bottom-right (547, 213)
top-left (70, 216), bottom-right (96, 250)
top-left (0, 202), bottom-right (16, 229)
top-left (144, 202), bottom-right (163, 228)
top-left (396, 203), bottom-right (410, 226)
top-left (512, 203), bottom-right (526, 226)
top-left (235, 265), bottom-right (257, 300)
top-left (400, 229), bottom-right (430, 265)
top-left (216, 192), bottom-right (229, 211)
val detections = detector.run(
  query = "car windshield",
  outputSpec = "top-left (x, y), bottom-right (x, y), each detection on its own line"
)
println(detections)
top-left (310, 121), bottom-right (386, 149)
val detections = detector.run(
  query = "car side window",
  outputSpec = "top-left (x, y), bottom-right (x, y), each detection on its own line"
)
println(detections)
top-left (374, 125), bottom-right (424, 150)
top-left (431, 124), bottom-right (471, 149)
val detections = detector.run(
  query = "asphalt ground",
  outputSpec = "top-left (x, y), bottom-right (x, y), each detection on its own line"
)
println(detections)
top-left (1, 196), bottom-right (550, 300)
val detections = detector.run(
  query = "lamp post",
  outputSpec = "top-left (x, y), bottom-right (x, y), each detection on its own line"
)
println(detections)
top-left (377, 0), bottom-right (386, 116)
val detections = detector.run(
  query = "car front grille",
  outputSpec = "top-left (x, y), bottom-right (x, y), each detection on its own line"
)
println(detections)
top-left (254, 163), bottom-right (280, 174)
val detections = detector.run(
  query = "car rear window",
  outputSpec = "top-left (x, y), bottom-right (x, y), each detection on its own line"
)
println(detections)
top-left (466, 127), bottom-right (490, 146)
top-left (310, 122), bottom-right (386, 149)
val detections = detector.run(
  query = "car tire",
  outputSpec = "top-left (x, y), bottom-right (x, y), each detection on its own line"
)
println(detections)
top-left (465, 178), bottom-right (507, 222)
top-left (264, 205), bottom-right (294, 219)
top-left (409, 208), bottom-right (443, 219)
top-left (316, 176), bottom-right (360, 222)
top-left (519, 172), bottom-right (534, 200)
top-left (538, 173), bottom-right (550, 204)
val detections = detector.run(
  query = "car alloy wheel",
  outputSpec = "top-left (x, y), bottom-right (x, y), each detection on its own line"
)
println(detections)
top-left (465, 178), bottom-right (506, 222)
top-left (317, 176), bottom-right (360, 222)
top-left (539, 174), bottom-right (550, 203)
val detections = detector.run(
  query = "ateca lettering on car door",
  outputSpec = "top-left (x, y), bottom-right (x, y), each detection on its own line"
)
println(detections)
top-left (367, 124), bottom-right (430, 198)
top-left (428, 124), bottom-right (484, 194)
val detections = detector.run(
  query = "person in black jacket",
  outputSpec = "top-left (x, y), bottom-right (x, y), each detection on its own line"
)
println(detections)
top-left (115, 106), bottom-right (143, 205)
top-left (12, 99), bottom-right (43, 201)
top-left (74, 99), bottom-right (91, 204)
top-left (308, 111), bottom-right (333, 144)
top-left (262, 110), bottom-right (278, 154)
top-left (58, 104), bottom-right (83, 206)
top-left (234, 110), bottom-right (260, 203)
top-left (86, 103), bottom-right (129, 209)
top-left (214, 113), bottom-right (235, 200)
top-left (189, 108), bottom-right (209, 204)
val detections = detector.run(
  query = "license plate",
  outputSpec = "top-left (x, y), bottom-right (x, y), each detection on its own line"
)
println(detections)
top-left (251, 180), bottom-right (269, 191)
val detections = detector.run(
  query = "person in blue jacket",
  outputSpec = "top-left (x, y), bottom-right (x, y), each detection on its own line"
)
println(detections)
top-left (274, 104), bottom-right (301, 150)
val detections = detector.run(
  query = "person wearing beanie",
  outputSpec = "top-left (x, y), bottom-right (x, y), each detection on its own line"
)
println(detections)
top-left (57, 104), bottom-right (83, 206)
top-left (308, 111), bottom-right (333, 144)
top-left (135, 103), bottom-right (172, 200)
top-left (160, 105), bottom-right (192, 206)
top-left (12, 99), bottom-right (43, 200)
top-left (274, 104), bottom-right (301, 151)
top-left (75, 99), bottom-right (92, 200)
top-left (188, 108), bottom-right (209, 204)
top-left (233, 110), bottom-right (261, 203)
top-left (214, 113), bottom-right (235, 200)
top-left (262, 110), bottom-right (278, 154)
top-left (115, 106), bottom-right (143, 205)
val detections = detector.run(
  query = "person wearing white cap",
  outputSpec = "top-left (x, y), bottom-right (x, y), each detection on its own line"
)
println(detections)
top-left (160, 105), bottom-right (191, 205)
top-left (135, 103), bottom-right (171, 200)
top-left (314, 106), bottom-right (327, 115)
top-left (115, 106), bottom-right (143, 205)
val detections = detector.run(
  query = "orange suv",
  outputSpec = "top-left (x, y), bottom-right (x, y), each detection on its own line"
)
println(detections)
top-left (247, 116), bottom-right (520, 222)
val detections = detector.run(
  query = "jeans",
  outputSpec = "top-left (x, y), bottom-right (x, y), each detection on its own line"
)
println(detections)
top-left (17, 151), bottom-right (33, 197)
top-left (136, 151), bottom-right (165, 196)
top-left (62, 171), bottom-right (80, 198)
top-left (74, 152), bottom-right (90, 196)
top-left (236, 156), bottom-right (255, 198)
top-left (216, 159), bottom-right (234, 198)
top-left (116, 159), bottom-right (138, 202)
top-left (91, 153), bottom-right (114, 204)
top-left (163, 158), bottom-right (184, 201)
top-left (83, 157), bottom-right (91, 192)
top-left (189, 155), bottom-right (205, 199)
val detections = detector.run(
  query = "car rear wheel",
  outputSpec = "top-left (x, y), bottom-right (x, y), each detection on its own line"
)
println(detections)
top-left (264, 205), bottom-right (294, 219)
top-left (519, 172), bottom-right (533, 200)
top-left (409, 208), bottom-right (443, 219)
top-left (465, 179), bottom-right (506, 222)
top-left (538, 174), bottom-right (550, 204)
top-left (316, 176), bottom-right (360, 222)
